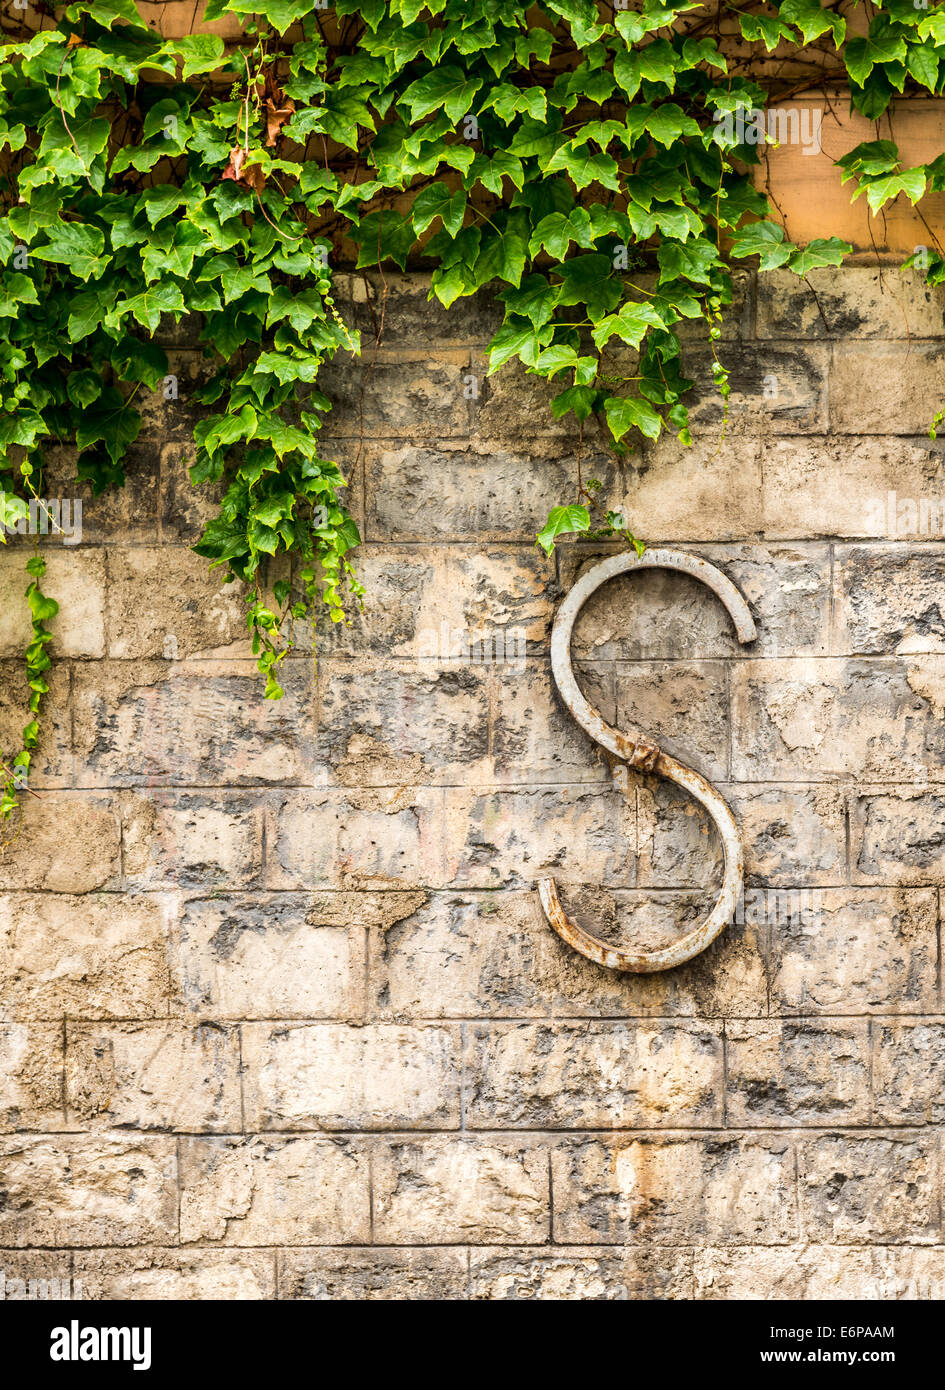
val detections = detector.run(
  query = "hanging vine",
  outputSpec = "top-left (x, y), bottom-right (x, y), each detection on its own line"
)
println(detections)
top-left (0, 0), bottom-right (943, 828)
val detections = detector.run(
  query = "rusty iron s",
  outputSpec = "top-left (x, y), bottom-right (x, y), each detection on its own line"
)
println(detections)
top-left (538, 549), bottom-right (757, 973)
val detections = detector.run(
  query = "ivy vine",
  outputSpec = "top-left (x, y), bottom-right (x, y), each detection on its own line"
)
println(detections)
top-left (0, 0), bottom-right (942, 828)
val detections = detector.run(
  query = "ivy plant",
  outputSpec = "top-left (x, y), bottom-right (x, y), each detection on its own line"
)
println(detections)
top-left (0, 0), bottom-right (943, 827)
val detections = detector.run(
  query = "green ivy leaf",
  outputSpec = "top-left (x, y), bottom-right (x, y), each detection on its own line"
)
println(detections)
top-left (544, 145), bottom-right (622, 192)
top-left (168, 33), bottom-right (226, 79)
top-left (486, 318), bottom-right (553, 372)
top-left (482, 83), bottom-right (547, 123)
top-left (411, 182), bottom-right (467, 237)
top-left (75, 387), bottom-right (142, 464)
top-left (527, 208), bottom-right (596, 260)
top-left (552, 253), bottom-right (622, 317)
top-left (536, 503), bottom-right (590, 555)
top-left (64, 0), bottom-right (146, 30)
top-left (604, 394), bottom-right (663, 443)
top-left (136, 186), bottom-right (186, 226)
top-left (28, 588), bottom-right (59, 623)
top-left (779, 0), bottom-right (846, 47)
top-left (223, 0), bottom-right (312, 33)
top-left (657, 237), bottom-right (719, 285)
top-left (787, 237), bottom-right (853, 276)
top-left (32, 220), bottom-right (106, 282)
top-left (66, 369), bottom-right (103, 408)
top-left (498, 275), bottom-right (560, 330)
top-left (836, 140), bottom-right (900, 181)
top-left (399, 66), bottom-right (483, 123)
top-left (857, 168), bottom-right (927, 214)
top-left (119, 281), bottom-right (186, 334)
top-left (592, 300), bottom-right (665, 350)
top-left (729, 220), bottom-right (794, 269)
top-left (474, 226), bottom-right (528, 287)
top-left (739, 14), bottom-right (794, 51)
top-left (906, 44), bottom-right (939, 91)
top-left (626, 104), bottom-right (701, 148)
top-left (266, 286), bottom-right (328, 333)
top-left (844, 31), bottom-right (908, 86)
top-left (551, 385), bottom-right (598, 422)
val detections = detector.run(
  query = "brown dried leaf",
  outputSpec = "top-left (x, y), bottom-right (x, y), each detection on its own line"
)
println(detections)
top-left (243, 159), bottom-right (266, 194)
top-left (221, 146), bottom-right (247, 183)
top-left (220, 146), bottom-right (266, 193)
top-left (265, 97), bottom-right (296, 147)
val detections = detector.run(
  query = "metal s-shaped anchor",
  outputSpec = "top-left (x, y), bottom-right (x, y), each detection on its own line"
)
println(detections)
top-left (538, 549), bottom-right (757, 974)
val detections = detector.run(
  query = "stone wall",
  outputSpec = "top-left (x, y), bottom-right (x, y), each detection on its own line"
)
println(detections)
top-left (2, 265), bottom-right (945, 1300)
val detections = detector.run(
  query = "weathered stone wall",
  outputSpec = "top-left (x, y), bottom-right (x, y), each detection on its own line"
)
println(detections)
top-left (2, 264), bottom-right (945, 1300)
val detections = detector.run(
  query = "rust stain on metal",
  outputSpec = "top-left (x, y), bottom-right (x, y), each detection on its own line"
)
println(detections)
top-left (538, 548), bottom-right (757, 974)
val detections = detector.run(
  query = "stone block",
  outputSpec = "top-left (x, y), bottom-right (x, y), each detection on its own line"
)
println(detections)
top-left (318, 349), bottom-right (471, 439)
top-left (732, 656), bottom-right (945, 782)
top-left (685, 343), bottom-right (828, 435)
top-left (729, 783), bottom-right (848, 887)
top-left (767, 888), bottom-right (937, 1014)
top-left (551, 1135), bottom-right (798, 1244)
top-left (851, 787), bottom-right (945, 884)
top-left (266, 787), bottom-right (445, 890)
top-left (121, 790), bottom-right (265, 891)
top-left (726, 1019), bottom-right (871, 1126)
top-left (469, 1246), bottom-right (693, 1300)
top-left (278, 1246), bottom-right (468, 1300)
top-left (170, 892), bottom-right (373, 1021)
top-left (615, 435), bottom-right (763, 542)
top-left (0, 1250), bottom-right (74, 1299)
top-left (74, 1248), bottom-right (277, 1300)
top-left (43, 442), bottom-right (160, 546)
top-left (442, 783), bottom-right (636, 891)
top-left (0, 1024), bottom-right (64, 1132)
top-left (695, 1244), bottom-right (945, 1299)
top-left (66, 1021), bottom-right (241, 1132)
top-left (471, 352), bottom-right (576, 442)
top-left (761, 435), bottom-right (945, 539)
top-left (318, 659), bottom-right (490, 787)
top-left (835, 544), bottom-right (945, 653)
top-left (364, 439), bottom-right (625, 543)
top-left (105, 546), bottom-right (249, 660)
top-left (0, 793), bottom-right (120, 892)
top-left (798, 1133), bottom-right (938, 1243)
top-left (757, 266), bottom-right (945, 340)
top-left (372, 1136), bottom-right (549, 1244)
top-left (832, 342), bottom-right (945, 433)
top-left (0, 892), bottom-right (170, 1021)
top-left (872, 1020), bottom-right (945, 1125)
top-left (72, 659), bottom-right (317, 786)
top-left (312, 543), bottom-right (553, 661)
top-left (241, 1022), bottom-right (460, 1130)
top-left (179, 1135), bottom-right (370, 1245)
top-left (0, 548), bottom-right (105, 659)
top-left (466, 1020), bottom-right (724, 1128)
top-left (0, 1136), bottom-right (177, 1247)
top-left (334, 269), bottom-right (501, 345)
